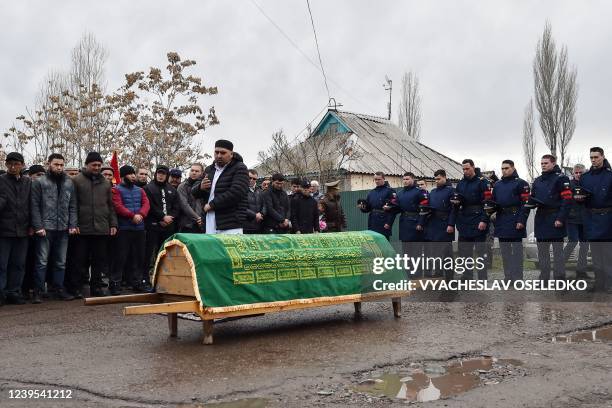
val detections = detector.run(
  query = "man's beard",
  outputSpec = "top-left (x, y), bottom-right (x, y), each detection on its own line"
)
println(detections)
top-left (49, 170), bottom-right (64, 180)
top-left (123, 177), bottom-right (134, 187)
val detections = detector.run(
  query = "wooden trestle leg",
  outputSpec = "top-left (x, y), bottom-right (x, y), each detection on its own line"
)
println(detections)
top-left (168, 313), bottom-right (178, 337)
top-left (392, 297), bottom-right (401, 318)
top-left (354, 301), bottom-right (362, 316)
top-left (202, 319), bottom-right (214, 345)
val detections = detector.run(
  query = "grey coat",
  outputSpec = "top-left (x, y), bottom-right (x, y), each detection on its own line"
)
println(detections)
top-left (31, 173), bottom-right (78, 232)
top-left (177, 178), bottom-right (203, 230)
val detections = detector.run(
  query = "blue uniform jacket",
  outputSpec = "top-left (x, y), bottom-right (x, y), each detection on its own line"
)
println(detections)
top-left (580, 160), bottom-right (612, 240)
top-left (531, 165), bottom-right (572, 240)
top-left (419, 184), bottom-right (456, 242)
top-left (390, 185), bottom-right (427, 242)
top-left (360, 182), bottom-right (397, 237)
top-left (566, 179), bottom-right (586, 224)
top-left (455, 172), bottom-right (491, 238)
top-left (492, 170), bottom-right (530, 239)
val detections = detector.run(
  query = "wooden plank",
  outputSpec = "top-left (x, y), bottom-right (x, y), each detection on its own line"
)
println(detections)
top-left (202, 292), bottom-right (408, 319)
top-left (123, 301), bottom-right (199, 316)
top-left (84, 293), bottom-right (161, 306)
top-left (155, 274), bottom-right (195, 296)
top-left (168, 313), bottom-right (178, 337)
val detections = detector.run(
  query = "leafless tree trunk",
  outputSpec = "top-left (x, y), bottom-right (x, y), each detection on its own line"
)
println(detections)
top-left (533, 22), bottom-right (578, 165)
top-left (557, 48), bottom-right (578, 167)
top-left (397, 71), bottom-right (421, 141)
top-left (69, 33), bottom-right (108, 158)
top-left (522, 100), bottom-right (537, 181)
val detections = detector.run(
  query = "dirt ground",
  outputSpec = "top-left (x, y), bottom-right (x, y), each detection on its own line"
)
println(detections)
top-left (1, 270), bottom-right (611, 407)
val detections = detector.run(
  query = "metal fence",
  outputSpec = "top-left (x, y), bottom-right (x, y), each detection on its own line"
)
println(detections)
top-left (340, 189), bottom-right (401, 242)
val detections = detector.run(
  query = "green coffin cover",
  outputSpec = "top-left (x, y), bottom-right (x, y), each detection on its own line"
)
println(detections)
top-left (160, 231), bottom-right (405, 308)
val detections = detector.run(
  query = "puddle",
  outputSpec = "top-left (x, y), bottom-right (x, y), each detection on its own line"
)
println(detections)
top-left (355, 357), bottom-right (522, 402)
top-left (179, 398), bottom-right (268, 408)
top-left (552, 325), bottom-right (612, 343)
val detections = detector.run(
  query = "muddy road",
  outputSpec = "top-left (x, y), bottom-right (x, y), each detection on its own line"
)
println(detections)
top-left (1, 276), bottom-right (611, 407)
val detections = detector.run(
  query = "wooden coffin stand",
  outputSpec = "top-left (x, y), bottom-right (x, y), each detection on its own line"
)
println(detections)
top-left (85, 241), bottom-right (408, 345)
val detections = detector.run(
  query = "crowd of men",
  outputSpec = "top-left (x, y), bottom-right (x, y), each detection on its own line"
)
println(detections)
top-left (359, 148), bottom-right (612, 293)
top-left (0, 139), bottom-right (348, 305)
top-left (2, 140), bottom-right (610, 306)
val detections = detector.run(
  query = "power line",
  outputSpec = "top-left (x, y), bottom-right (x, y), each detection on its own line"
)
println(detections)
top-left (305, 0), bottom-right (330, 100)
top-left (249, 0), bottom-right (376, 112)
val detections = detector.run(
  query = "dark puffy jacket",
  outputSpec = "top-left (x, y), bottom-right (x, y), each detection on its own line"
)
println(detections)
top-left (0, 173), bottom-right (31, 237)
top-left (72, 171), bottom-right (118, 235)
top-left (320, 193), bottom-right (346, 232)
top-left (177, 178), bottom-right (203, 230)
top-left (290, 192), bottom-right (319, 233)
top-left (144, 180), bottom-right (180, 232)
top-left (112, 183), bottom-right (150, 231)
top-left (192, 153), bottom-right (249, 231)
top-left (262, 187), bottom-right (291, 231)
top-left (244, 187), bottom-right (264, 232)
top-left (31, 172), bottom-right (77, 232)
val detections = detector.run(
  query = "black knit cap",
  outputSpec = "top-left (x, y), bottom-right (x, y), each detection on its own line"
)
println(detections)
top-left (28, 164), bottom-right (45, 175)
top-left (85, 151), bottom-right (103, 164)
top-left (6, 152), bottom-right (24, 163)
top-left (156, 164), bottom-right (169, 174)
top-left (120, 165), bottom-right (135, 178)
top-left (214, 139), bottom-right (234, 151)
top-left (271, 173), bottom-right (285, 182)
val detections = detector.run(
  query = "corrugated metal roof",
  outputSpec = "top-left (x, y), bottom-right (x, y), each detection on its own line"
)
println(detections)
top-left (256, 110), bottom-right (463, 180)
top-left (332, 111), bottom-right (463, 180)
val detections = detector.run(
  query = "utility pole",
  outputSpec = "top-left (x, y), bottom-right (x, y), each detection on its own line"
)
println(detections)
top-left (383, 76), bottom-right (392, 120)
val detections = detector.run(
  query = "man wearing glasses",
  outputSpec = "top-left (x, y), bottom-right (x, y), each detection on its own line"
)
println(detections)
top-left (562, 164), bottom-right (589, 279)
top-left (0, 152), bottom-right (31, 305)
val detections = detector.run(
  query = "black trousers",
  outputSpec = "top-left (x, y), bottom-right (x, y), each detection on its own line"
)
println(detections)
top-left (112, 230), bottom-right (146, 287)
top-left (499, 238), bottom-right (524, 281)
top-left (143, 229), bottom-right (174, 284)
top-left (536, 238), bottom-right (564, 280)
top-left (64, 235), bottom-right (81, 292)
top-left (458, 236), bottom-right (488, 280)
top-left (425, 241), bottom-right (453, 281)
top-left (402, 241), bottom-right (425, 278)
top-left (74, 235), bottom-right (110, 288)
top-left (590, 240), bottom-right (612, 291)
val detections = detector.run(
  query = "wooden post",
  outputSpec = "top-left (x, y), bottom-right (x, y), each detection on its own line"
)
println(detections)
top-left (392, 297), bottom-right (401, 318)
top-left (168, 313), bottom-right (178, 337)
top-left (354, 301), bottom-right (362, 316)
top-left (202, 320), bottom-right (214, 345)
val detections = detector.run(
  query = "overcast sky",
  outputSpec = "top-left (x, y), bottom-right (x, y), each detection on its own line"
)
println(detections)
top-left (1, 0), bottom-right (610, 176)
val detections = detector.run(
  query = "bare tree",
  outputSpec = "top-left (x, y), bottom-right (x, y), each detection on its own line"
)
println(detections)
top-left (397, 71), bottom-right (422, 141)
top-left (557, 48), bottom-right (578, 167)
top-left (257, 125), bottom-right (362, 184)
top-left (533, 22), bottom-right (578, 165)
top-left (522, 100), bottom-right (537, 181)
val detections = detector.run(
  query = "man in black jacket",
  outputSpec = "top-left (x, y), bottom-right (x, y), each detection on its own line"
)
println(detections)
top-left (244, 169), bottom-right (264, 234)
top-left (142, 165), bottom-right (180, 290)
top-left (192, 140), bottom-right (249, 234)
top-left (262, 173), bottom-right (291, 233)
top-left (290, 179), bottom-right (319, 234)
top-left (0, 152), bottom-right (31, 305)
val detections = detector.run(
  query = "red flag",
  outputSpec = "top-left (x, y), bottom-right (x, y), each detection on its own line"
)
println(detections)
top-left (110, 151), bottom-right (120, 185)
